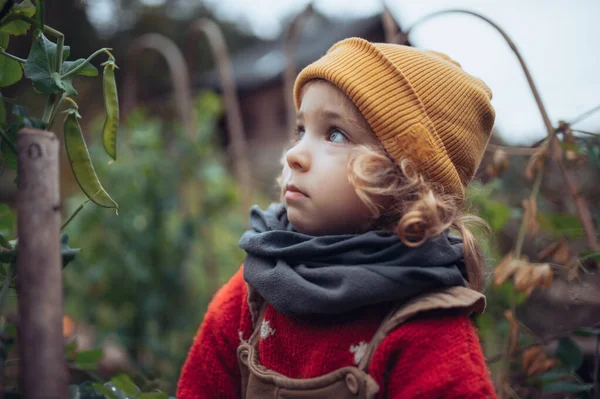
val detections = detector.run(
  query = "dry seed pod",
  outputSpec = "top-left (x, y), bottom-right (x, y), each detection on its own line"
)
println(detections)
top-left (522, 197), bottom-right (540, 238)
top-left (493, 252), bottom-right (518, 286)
top-left (525, 146), bottom-right (548, 181)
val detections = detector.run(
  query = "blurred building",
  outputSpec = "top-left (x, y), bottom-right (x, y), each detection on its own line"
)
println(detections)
top-left (199, 14), bottom-right (387, 192)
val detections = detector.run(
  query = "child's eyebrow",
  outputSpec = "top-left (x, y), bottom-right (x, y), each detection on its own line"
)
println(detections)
top-left (296, 109), bottom-right (347, 122)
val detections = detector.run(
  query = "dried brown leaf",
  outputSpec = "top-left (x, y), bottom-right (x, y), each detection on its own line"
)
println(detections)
top-left (492, 148), bottom-right (509, 176)
top-left (522, 347), bottom-right (544, 372)
top-left (493, 252), bottom-right (518, 286)
top-left (531, 263), bottom-right (553, 288)
top-left (522, 347), bottom-right (555, 376)
top-left (514, 262), bottom-right (534, 292)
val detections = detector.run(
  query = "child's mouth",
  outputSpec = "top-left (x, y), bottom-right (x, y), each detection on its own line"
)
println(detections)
top-left (285, 183), bottom-right (309, 200)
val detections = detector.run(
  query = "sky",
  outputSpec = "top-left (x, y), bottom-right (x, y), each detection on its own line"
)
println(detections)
top-left (90, 0), bottom-right (600, 145)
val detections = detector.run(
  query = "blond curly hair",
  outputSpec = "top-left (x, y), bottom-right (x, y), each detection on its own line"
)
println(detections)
top-left (347, 144), bottom-right (489, 291)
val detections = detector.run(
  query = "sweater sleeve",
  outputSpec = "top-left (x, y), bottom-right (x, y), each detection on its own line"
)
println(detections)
top-left (177, 267), bottom-right (248, 399)
top-left (370, 313), bottom-right (497, 399)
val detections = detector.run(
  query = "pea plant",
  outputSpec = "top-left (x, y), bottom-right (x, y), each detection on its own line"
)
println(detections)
top-left (0, 1), bottom-right (171, 398)
top-left (0, 0), bottom-right (118, 209)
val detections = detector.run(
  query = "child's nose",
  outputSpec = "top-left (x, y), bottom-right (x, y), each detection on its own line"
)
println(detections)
top-left (285, 142), bottom-right (311, 171)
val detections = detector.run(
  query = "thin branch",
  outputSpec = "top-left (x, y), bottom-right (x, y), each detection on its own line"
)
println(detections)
top-left (572, 129), bottom-right (600, 137)
top-left (61, 199), bottom-right (90, 231)
top-left (488, 319), bottom-right (600, 364)
top-left (486, 143), bottom-right (539, 156)
top-left (0, 49), bottom-right (25, 64)
top-left (60, 48), bottom-right (112, 79)
top-left (404, 8), bottom-right (600, 252)
top-left (569, 104), bottom-right (600, 126)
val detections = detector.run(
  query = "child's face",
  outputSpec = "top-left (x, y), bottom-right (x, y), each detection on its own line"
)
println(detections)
top-left (281, 80), bottom-right (381, 236)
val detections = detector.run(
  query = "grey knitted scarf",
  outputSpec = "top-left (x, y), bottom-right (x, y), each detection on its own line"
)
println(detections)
top-left (239, 203), bottom-right (468, 316)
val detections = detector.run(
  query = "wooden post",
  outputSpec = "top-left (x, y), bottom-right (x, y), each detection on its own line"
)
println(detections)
top-left (16, 128), bottom-right (66, 399)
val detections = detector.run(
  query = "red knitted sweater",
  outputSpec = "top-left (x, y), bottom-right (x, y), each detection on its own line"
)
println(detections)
top-left (177, 267), bottom-right (497, 398)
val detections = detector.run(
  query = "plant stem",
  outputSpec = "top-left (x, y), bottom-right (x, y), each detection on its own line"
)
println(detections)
top-left (60, 199), bottom-right (90, 231)
top-left (41, 93), bottom-right (57, 126)
top-left (0, 127), bottom-right (17, 155)
top-left (60, 47), bottom-right (112, 79)
top-left (570, 104), bottom-right (600, 126)
top-left (514, 152), bottom-right (547, 260)
top-left (47, 93), bottom-right (67, 131)
top-left (55, 34), bottom-right (64, 73)
top-left (17, 15), bottom-right (62, 40)
top-left (572, 129), bottom-right (600, 137)
top-left (0, 49), bottom-right (25, 64)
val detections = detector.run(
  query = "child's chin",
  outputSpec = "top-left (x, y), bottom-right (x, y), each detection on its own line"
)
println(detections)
top-left (286, 211), bottom-right (320, 236)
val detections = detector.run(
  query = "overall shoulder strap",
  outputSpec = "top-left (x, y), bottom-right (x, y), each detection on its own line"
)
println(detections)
top-left (357, 286), bottom-right (486, 371)
top-left (246, 283), bottom-right (269, 347)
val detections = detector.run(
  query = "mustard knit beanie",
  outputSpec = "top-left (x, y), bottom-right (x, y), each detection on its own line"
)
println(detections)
top-left (294, 37), bottom-right (496, 198)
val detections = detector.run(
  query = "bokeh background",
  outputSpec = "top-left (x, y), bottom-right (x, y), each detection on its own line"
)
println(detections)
top-left (0, 0), bottom-right (599, 397)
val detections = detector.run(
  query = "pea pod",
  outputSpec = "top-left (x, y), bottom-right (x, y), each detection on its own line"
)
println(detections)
top-left (63, 108), bottom-right (118, 209)
top-left (101, 57), bottom-right (119, 160)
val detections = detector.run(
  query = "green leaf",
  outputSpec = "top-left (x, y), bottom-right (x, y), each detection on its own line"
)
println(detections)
top-left (62, 59), bottom-right (99, 77)
top-left (0, 233), bottom-right (11, 249)
top-left (138, 393), bottom-right (168, 399)
top-left (24, 30), bottom-right (70, 94)
top-left (91, 383), bottom-right (118, 399)
top-left (0, 32), bottom-right (8, 49)
top-left (61, 233), bottom-right (80, 267)
top-left (0, 0), bottom-right (36, 36)
top-left (110, 374), bottom-right (140, 396)
top-left (0, 124), bottom-right (16, 170)
top-left (538, 213), bottom-right (584, 239)
top-left (0, 236), bottom-right (79, 266)
top-left (77, 382), bottom-right (106, 399)
top-left (586, 143), bottom-right (600, 168)
top-left (60, 59), bottom-right (98, 97)
top-left (556, 337), bottom-right (583, 371)
top-left (543, 382), bottom-right (594, 393)
top-left (0, 93), bottom-right (6, 127)
top-left (536, 369), bottom-right (570, 383)
top-left (0, 53), bottom-right (22, 87)
top-left (68, 384), bottom-right (80, 399)
top-left (74, 348), bottom-right (103, 365)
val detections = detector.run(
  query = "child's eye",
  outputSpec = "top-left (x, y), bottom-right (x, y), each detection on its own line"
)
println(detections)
top-left (328, 129), bottom-right (349, 144)
top-left (294, 126), bottom-right (305, 141)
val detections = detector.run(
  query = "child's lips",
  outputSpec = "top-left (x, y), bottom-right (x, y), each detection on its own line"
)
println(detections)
top-left (285, 184), bottom-right (309, 200)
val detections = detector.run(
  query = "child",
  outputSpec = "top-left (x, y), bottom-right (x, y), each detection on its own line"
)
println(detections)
top-left (178, 37), bottom-right (497, 398)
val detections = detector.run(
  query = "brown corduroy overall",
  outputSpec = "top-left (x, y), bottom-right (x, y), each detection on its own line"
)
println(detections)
top-left (236, 285), bottom-right (485, 399)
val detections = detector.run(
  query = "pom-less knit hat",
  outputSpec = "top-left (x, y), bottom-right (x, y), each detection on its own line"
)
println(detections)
top-left (293, 37), bottom-right (496, 198)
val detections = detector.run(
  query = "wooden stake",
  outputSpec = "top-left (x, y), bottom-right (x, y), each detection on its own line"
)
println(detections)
top-left (16, 128), bottom-right (66, 399)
